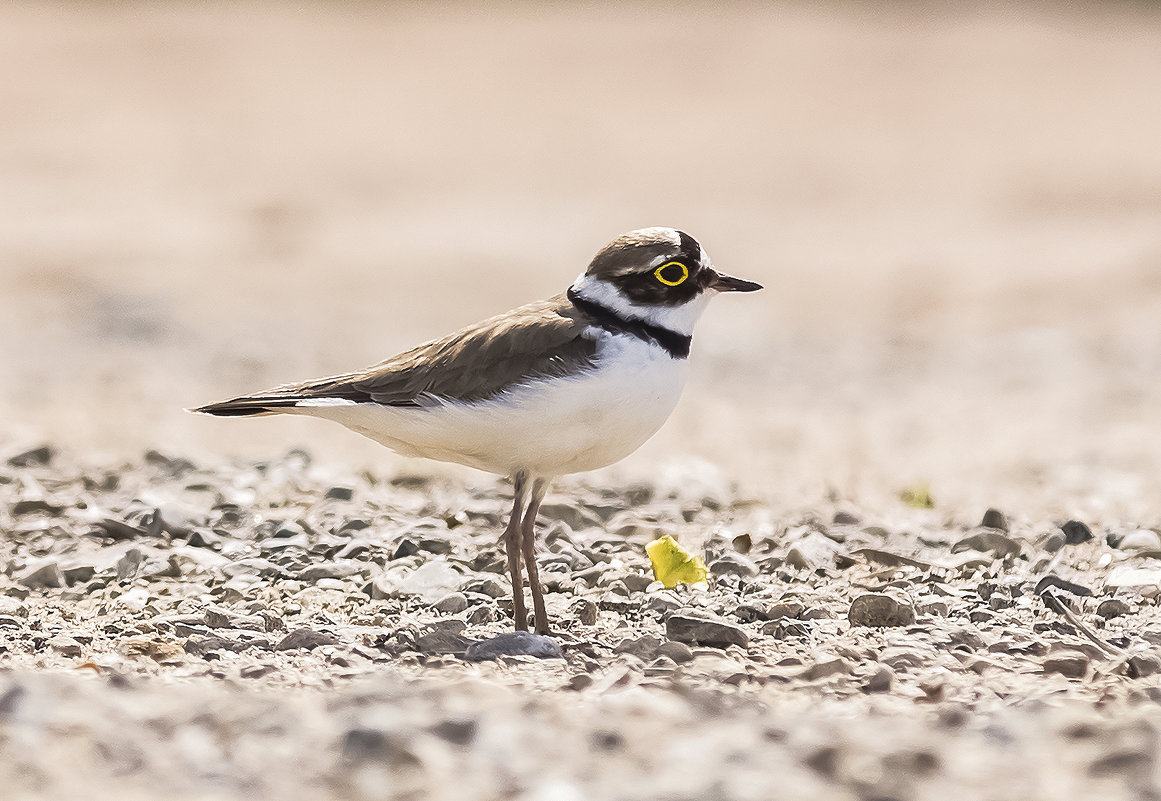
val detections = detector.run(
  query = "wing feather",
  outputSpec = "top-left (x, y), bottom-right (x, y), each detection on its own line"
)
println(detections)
top-left (193, 294), bottom-right (598, 416)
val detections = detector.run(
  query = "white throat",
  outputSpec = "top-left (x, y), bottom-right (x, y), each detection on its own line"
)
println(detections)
top-left (569, 274), bottom-right (714, 337)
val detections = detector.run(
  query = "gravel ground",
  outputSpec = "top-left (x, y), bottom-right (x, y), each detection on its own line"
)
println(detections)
top-left (3, 4), bottom-right (1161, 799)
top-left (3, 445), bottom-right (1161, 800)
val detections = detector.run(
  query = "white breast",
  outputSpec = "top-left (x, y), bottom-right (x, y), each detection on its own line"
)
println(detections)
top-left (292, 331), bottom-right (686, 478)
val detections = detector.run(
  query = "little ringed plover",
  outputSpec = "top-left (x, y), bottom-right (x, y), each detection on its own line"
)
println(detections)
top-left (193, 227), bottom-right (762, 635)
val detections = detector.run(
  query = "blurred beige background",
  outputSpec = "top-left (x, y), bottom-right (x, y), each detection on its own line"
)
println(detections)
top-left (2, 1), bottom-right (1160, 517)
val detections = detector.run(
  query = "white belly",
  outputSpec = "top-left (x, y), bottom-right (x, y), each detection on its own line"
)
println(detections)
top-left (293, 333), bottom-right (687, 477)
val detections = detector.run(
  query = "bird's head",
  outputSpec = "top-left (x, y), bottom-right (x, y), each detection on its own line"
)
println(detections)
top-left (570, 227), bottom-right (761, 335)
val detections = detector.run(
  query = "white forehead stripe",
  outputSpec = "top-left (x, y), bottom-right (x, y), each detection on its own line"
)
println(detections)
top-left (629, 226), bottom-right (682, 246)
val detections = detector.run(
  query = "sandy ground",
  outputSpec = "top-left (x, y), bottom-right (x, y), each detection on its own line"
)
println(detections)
top-left (2, 1), bottom-right (1161, 799)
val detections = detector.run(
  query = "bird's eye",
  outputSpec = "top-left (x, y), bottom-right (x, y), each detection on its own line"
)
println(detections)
top-left (654, 261), bottom-right (689, 286)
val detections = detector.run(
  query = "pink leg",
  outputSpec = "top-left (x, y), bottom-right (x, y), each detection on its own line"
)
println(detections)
top-left (504, 473), bottom-right (529, 631)
top-left (520, 478), bottom-right (551, 635)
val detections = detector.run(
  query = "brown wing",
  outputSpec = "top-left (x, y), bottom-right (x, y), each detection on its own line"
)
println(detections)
top-left (193, 293), bottom-right (599, 416)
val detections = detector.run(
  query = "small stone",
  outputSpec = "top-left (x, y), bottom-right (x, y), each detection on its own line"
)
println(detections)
top-left (275, 629), bottom-right (339, 651)
top-left (951, 531), bottom-right (1021, 559)
top-left (980, 508), bottom-right (1009, 532)
top-left (115, 548), bottom-right (145, 582)
top-left (1127, 653), bottom-right (1161, 679)
top-left (709, 552), bottom-right (758, 578)
top-left (761, 619), bottom-right (811, 639)
top-left (48, 634), bottom-right (83, 657)
top-left (1042, 652), bottom-right (1089, 678)
top-left (239, 663), bottom-right (277, 679)
top-left (1061, 520), bottom-right (1094, 545)
top-left (18, 560), bottom-right (64, 589)
top-left (465, 632), bottom-right (563, 661)
top-left (1089, 748), bottom-right (1153, 778)
top-left (412, 620), bottom-right (474, 654)
top-left (391, 538), bottom-right (420, 559)
top-left (783, 532), bottom-right (844, 571)
top-left (848, 594), bottom-right (916, 627)
top-left (800, 658), bottom-right (851, 681)
top-left (341, 729), bottom-right (420, 768)
top-left (1107, 566), bottom-right (1161, 590)
top-left (570, 598), bottom-right (598, 625)
top-left (620, 572), bottom-right (654, 593)
top-left (567, 674), bottom-right (594, 691)
top-left (766, 601), bottom-right (805, 620)
top-left (433, 592), bottom-right (469, 614)
top-left (1096, 599), bottom-right (1131, 619)
top-left (418, 538), bottom-right (453, 555)
top-left (655, 640), bottom-right (695, 664)
top-left (1116, 530), bottom-right (1161, 552)
top-left (429, 718), bottom-right (478, 746)
top-left (203, 608), bottom-right (265, 630)
top-left (863, 665), bottom-right (894, 693)
top-left (183, 636), bottom-right (249, 656)
top-left (665, 614), bottom-right (749, 649)
top-left (324, 486), bottom-right (354, 501)
top-left (833, 511), bottom-right (860, 525)
top-left (613, 635), bottom-right (665, 660)
top-left (7, 445), bottom-right (54, 467)
top-left (0, 597), bottom-right (26, 616)
top-left (120, 638), bottom-right (186, 663)
top-left (461, 577), bottom-right (507, 599)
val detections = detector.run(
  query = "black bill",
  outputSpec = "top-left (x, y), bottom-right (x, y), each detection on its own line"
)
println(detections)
top-left (709, 272), bottom-right (763, 292)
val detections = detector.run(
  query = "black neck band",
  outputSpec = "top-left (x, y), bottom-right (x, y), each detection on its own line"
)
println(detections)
top-left (567, 287), bottom-right (691, 359)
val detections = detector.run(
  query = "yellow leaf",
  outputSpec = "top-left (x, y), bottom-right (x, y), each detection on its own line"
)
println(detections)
top-left (899, 483), bottom-right (935, 509)
top-left (645, 536), bottom-right (709, 589)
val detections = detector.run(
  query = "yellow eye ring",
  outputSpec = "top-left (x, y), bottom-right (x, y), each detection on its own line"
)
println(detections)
top-left (654, 261), bottom-right (689, 286)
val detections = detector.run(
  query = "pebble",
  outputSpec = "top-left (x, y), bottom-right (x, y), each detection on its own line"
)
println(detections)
top-left (709, 552), bottom-right (758, 578)
top-left (665, 614), bottom-right (749, 649)
top-left (48, 634), bottom-right (84, 657)
top-left (465, 632), bottom-right (563, 661)
top-left (800, 658), bottom-right (851, 681)
top-left (761, 619), bottom-right (811, 638)
top-left (1106, 566), bottom-right (1161, 590)
top-left (765, 601), bottom-right (805, 620)
top-left (412, 620), bottom-right (474, 655)
top-left (1115, 530), bottom-right (1161, 551)
top-left (783, 532), bottom-right (844, 571)
top-left (614, 635), bottom-right (665, 660)
top-left (570, 598), bottom-right (598, 625)
top-left (654, 640), bottom-right (695, 664)
top-left (461, 577), bottom-right (507, 599)
top-left (18, 560), bottom-right (65, 589)
top-left (429, 718), bottom-right (478, 746)
top-left (1061, 520), bottom-right (1094, 545)
top-left (1096, 599), bottom-right (1131, 619)
top-left (980, 508), bottom-right (1009, 532)
top-left (274, 629), bottom-right (339, 651)
top-left (863, 665), bottom-right (894, 693)
top-left (951, 531), bottom-right (1021, 559)
top-left (433, 592), bottom-right (469, 614)
top-left (1126, 653), bottom-right (1161, 678)
top-left (7, 445), bottom-right (54, 467)
top-left (1042, 652), bottom-right (1090, 679)
top-left (848, 594), bottom-right (916, 627)
top-left (239, 664), bottom-right (277, 679)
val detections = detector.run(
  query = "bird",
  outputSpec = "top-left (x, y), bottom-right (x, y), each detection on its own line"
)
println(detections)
top-left (192, 227), bottom-right (761, 636)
